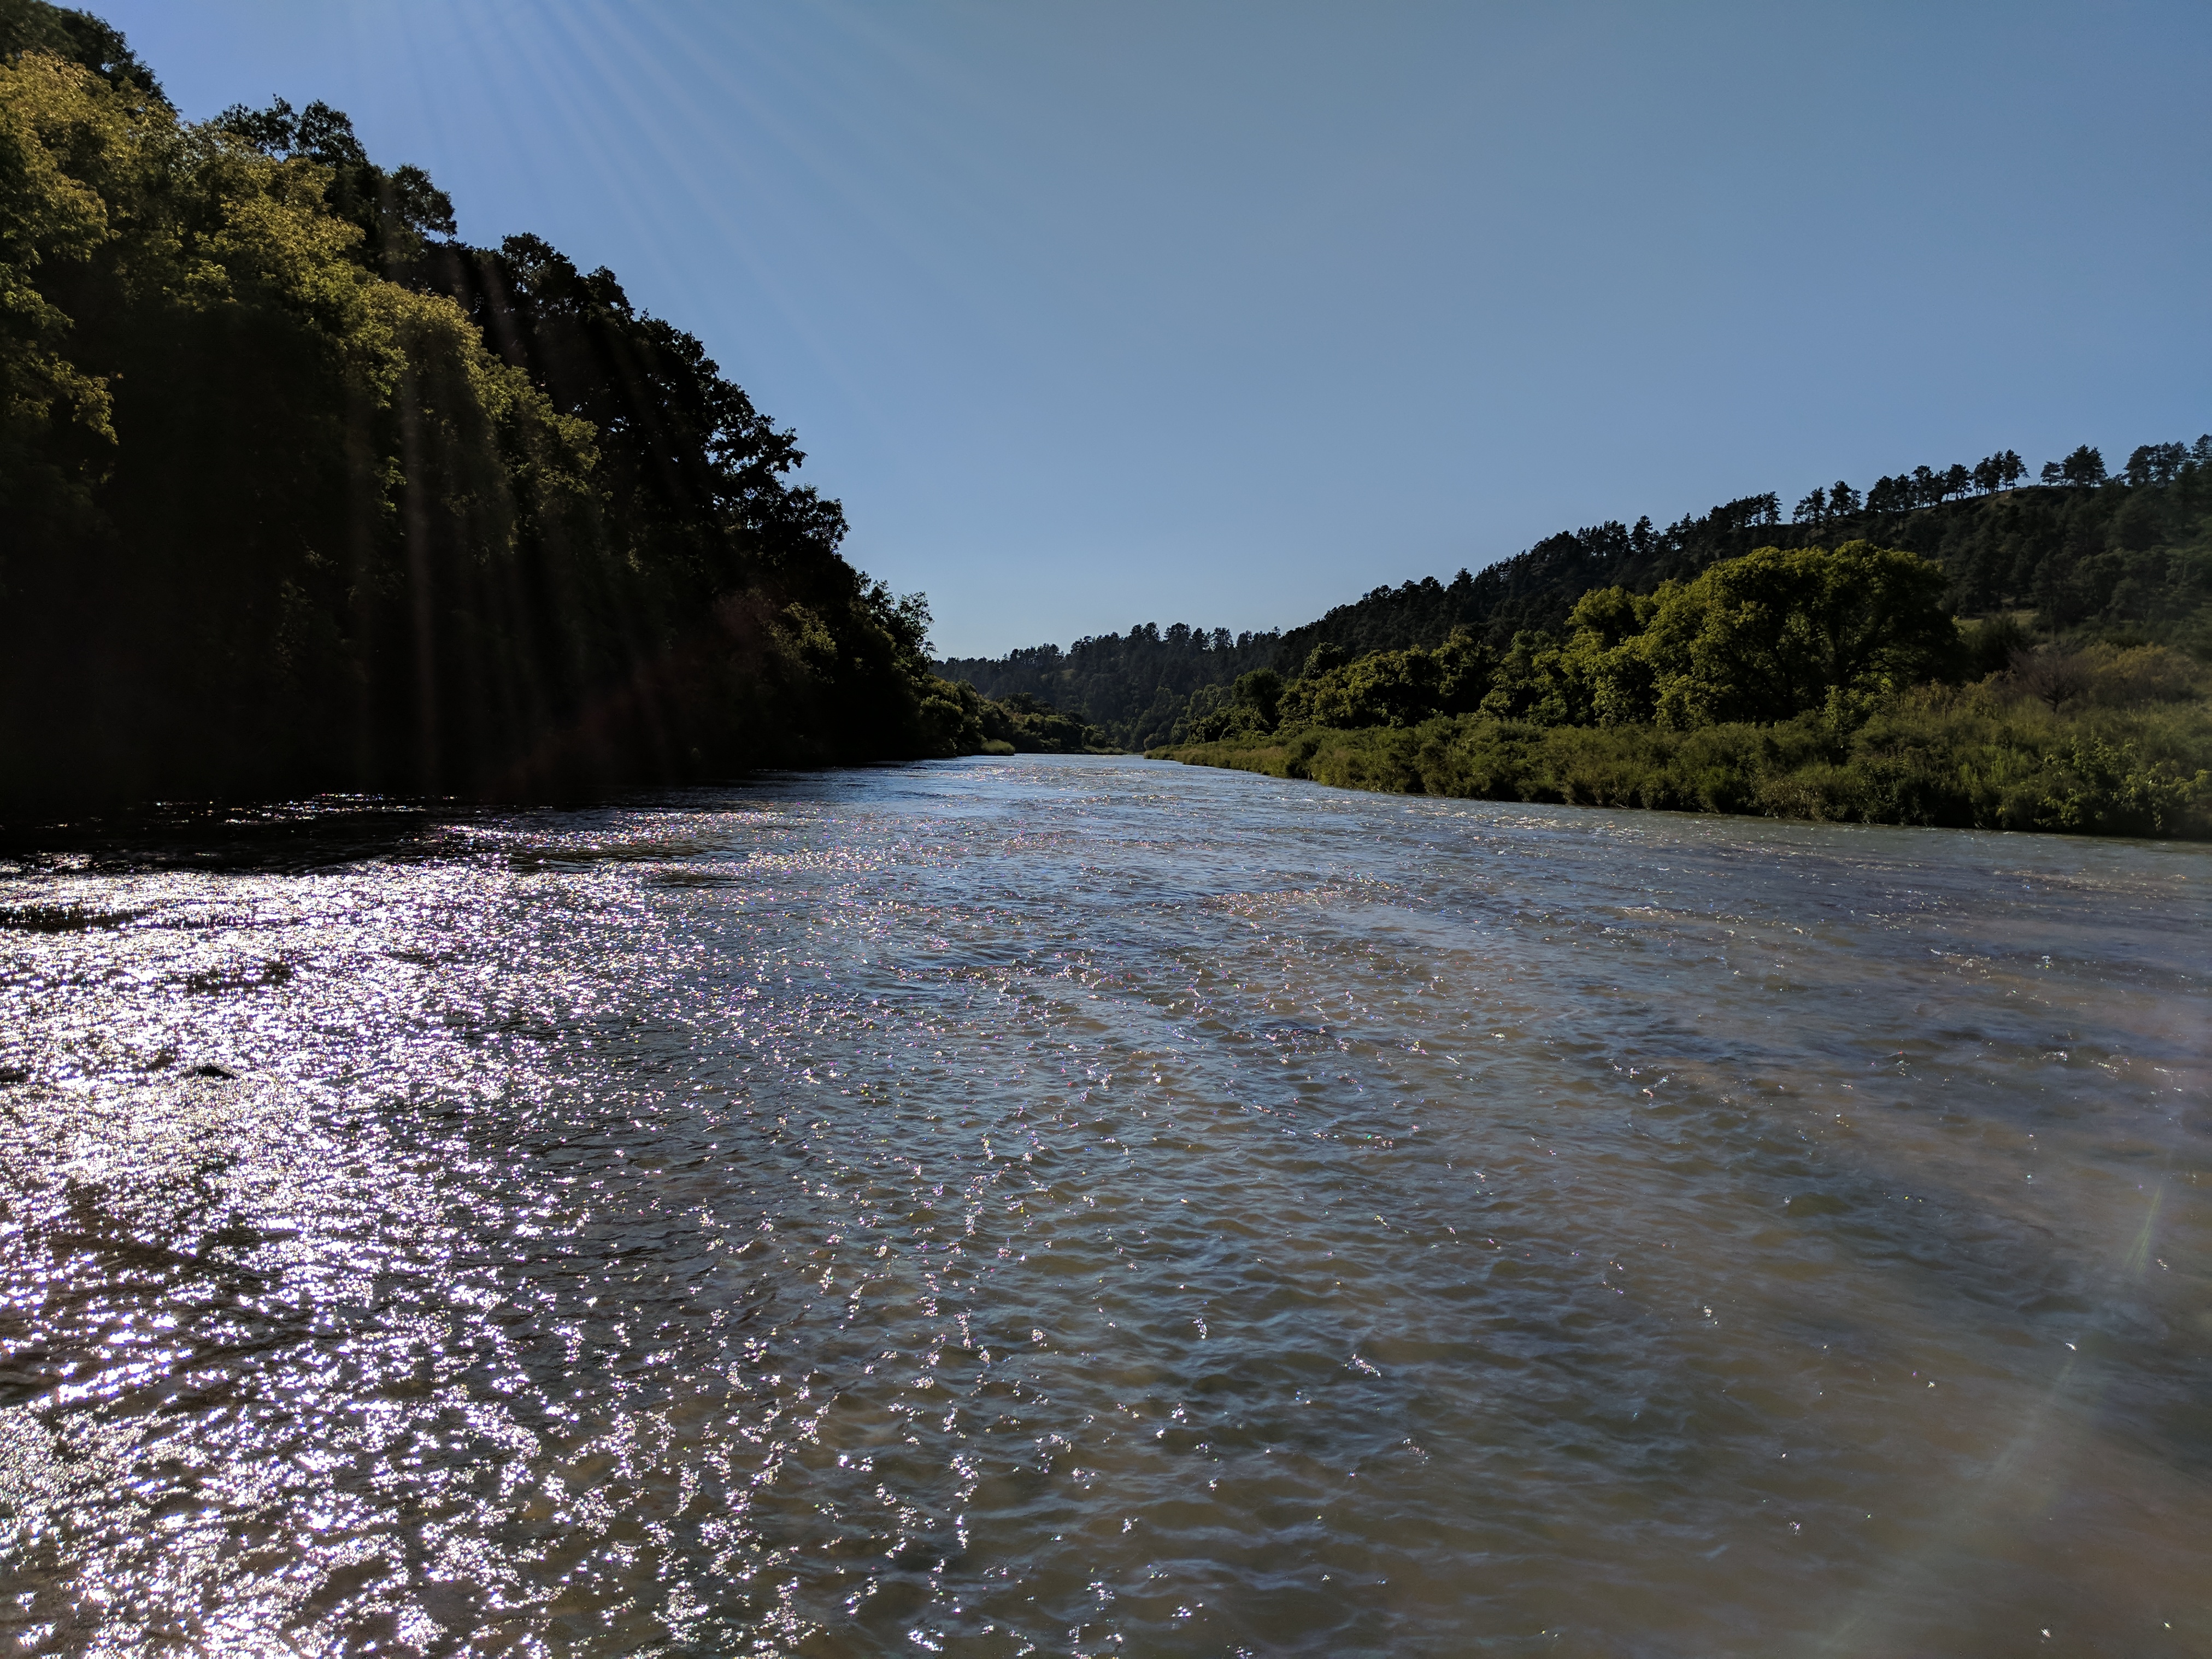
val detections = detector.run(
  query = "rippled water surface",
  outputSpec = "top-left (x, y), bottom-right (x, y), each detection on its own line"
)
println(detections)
top-left (2, 756), bottom-right (2208, 1657)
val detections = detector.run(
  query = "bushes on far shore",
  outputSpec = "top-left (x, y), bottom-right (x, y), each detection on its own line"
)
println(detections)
top-left (1154, 660), bottom-right (2212, 838)
top-left (1153, 542), bottom-right (2212, 839)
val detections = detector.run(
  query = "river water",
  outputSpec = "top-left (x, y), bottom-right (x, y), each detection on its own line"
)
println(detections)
top-left (1, 756), bottom-right (2206, 1657)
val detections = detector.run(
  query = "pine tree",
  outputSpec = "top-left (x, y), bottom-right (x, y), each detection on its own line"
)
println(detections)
top-left (2060, 445), bottom-right (2107, 486)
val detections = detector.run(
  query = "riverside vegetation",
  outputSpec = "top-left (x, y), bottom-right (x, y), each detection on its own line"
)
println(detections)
top-left (955, 451), bottom-right (2212, 836)
top-left (1152, 540), bottom-right (2210, 838)
top-left (0, 1), bottom-right (1034, 813)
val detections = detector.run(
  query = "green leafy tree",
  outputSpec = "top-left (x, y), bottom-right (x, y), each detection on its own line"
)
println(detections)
top-left (1477, 631), bottom-right (1573, 724)
top-left (1234, 668), bottom-right (1284, 727)
top-left (1554, 586), bottom-right (1662, 725)
top-left (0, 42), bottom-right (133, 518)
top-left (214, 95), bottom-right (456, 269)
top-left (1271, 632), bottom-right (1490, 731)
top-left (0, 0), bottom-right (156, 95)
top-left (972, 690), bottom-right (1102, 752)
top-left (1640, 542), bottom-right (1957, 727)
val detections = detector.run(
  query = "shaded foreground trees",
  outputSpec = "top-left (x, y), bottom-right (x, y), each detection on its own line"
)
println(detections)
top-left (1, 5), bottom-right (978, 814)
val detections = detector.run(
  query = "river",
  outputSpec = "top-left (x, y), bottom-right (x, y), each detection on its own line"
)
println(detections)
top-left (1, 755), bottom-right (2206, 1657)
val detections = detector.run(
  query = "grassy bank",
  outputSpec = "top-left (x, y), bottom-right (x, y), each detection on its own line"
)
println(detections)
top-left (1151, 684), bottom-right (2212, 838)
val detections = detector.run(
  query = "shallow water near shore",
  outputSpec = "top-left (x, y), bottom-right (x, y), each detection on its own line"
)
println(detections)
top-left (2, 755), bottom-right (2207, 1657)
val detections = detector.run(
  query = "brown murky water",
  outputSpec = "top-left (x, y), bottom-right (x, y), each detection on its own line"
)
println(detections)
top-left (1, 755), bottom-right (2207, 1657)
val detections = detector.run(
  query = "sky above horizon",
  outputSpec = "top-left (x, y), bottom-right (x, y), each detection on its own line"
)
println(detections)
top-left (97, 1), bottom-right (2212, 657)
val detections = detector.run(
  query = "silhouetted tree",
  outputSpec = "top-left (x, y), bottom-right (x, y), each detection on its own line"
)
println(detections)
top-left (2125, 442), bottom-right (2189, 487)
top-left (2061, 445), bottom-right (2107, 487)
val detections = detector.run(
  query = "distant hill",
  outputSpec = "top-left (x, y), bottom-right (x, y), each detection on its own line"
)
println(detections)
top-left (942, 443), bottom-right (2212, 749)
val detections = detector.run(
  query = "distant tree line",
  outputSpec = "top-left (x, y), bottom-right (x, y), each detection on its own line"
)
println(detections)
top-left (1795, 451), bottom-right (2023, 520)
top-left (939, 625), bottom-right (1286, 751)
top-left (1792, 439), bottom-right (2209, 521)
top-left (1, 2), bottom-right (978, 814)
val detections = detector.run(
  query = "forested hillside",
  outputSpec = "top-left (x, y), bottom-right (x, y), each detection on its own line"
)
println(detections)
top-left (937, 627), bottom-right (1283, 753)
top-left (0, 2), bottom-right (981, 813)
top-left (1161, 539), bottom-right (2212, 839)
top-left (946, 443), bottom-right (2212, 749)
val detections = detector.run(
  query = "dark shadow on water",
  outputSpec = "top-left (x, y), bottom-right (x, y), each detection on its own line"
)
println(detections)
top-left (0, 766), bottom-right (974, 878)
top-left (0, 795), bottom-right (453, 875)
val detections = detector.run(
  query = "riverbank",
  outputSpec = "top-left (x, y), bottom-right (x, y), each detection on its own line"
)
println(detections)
top-left (1150, 684), bottom-right (2212, 837)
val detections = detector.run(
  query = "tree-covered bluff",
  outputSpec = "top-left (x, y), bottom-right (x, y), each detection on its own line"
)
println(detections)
top-left (1156, 539), bottom-right (2212, 838)
top-left (0, 2), bottom-right (990, 814)
top-left (945, 442), bottom-right (2212, 752)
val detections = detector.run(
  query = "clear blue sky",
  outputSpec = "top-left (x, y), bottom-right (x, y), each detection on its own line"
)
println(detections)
top-left (96, 1), bottom-right (2212, 657)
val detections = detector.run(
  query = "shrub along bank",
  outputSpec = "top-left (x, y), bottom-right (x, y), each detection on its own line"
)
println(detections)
top-left (1161, 689), bottom-right (2209, 837)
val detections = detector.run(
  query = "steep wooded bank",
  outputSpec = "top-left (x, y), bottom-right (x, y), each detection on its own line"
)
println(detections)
top-left (944, 446), bottom-right (2212, 750)
top-left (1155, 540), bottom-right (2211, 838)
top-left (0, 2), bottom-right (982, 814)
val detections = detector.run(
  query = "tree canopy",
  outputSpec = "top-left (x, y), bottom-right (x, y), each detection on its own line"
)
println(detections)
top-left (1237, 543), bottom-right (1957, 740)
top-left (1631, 542), bottom-right (1958, 727)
